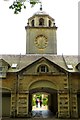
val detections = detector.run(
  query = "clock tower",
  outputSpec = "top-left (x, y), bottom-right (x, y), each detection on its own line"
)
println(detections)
top-left (25, 6), bottom-right (57, 54)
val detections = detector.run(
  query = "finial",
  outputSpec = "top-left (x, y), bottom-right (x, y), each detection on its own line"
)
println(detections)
top-left (40, 2), bottom-right (42, 11)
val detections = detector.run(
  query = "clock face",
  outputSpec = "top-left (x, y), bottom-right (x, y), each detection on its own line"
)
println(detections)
top-left (35, 35), bottom-right (48, 49)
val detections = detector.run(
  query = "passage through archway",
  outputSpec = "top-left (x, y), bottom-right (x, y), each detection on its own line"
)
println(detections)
top-left (29, 87), bottom-right (58, 118)
top-left (32, 93), bottom-right (48, 111)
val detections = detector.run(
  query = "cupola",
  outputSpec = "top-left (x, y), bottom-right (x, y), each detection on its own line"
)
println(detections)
top-left (25, 5), bottom-right (57, 54)
top-left (27, 5), bottom-right (56, 28)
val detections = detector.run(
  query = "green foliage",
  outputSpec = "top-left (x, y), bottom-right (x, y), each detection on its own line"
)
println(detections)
top-left (43, 97), bottom-right (48, 106)
top-left (9, 0), bottom-right (40, 14)
top-left (32, 97), bottom-right (36, 106)
top-left (32, 94), bottom-right (48, 107)
top-left (9, 1), bottom-right (25, 14)
top-left (30, 0), bottom-right (40, 7)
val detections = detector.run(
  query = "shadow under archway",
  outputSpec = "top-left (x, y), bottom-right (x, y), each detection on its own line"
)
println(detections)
top-left (29, 87), bottom-right (58, 118)
top-left (77, 92), bottom-right (80, 118)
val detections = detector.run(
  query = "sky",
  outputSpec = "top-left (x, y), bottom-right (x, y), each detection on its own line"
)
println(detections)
top-left (0, 0), bottom-right (79, 55)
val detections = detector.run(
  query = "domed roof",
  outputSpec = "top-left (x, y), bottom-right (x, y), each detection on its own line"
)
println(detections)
top-left (33, 4), bottom-right (49, 16)
top-left (28, 4), bottom-right (54, 21)
top-left (33, 9), bottom-right (48, 16)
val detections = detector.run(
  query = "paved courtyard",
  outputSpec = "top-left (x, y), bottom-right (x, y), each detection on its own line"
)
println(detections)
top-left (1, 118), bottom-right (80, 120)
top-left (1, 109), bottom-right (80, 120)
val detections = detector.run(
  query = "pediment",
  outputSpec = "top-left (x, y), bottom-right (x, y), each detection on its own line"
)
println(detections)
top-left (0, 59), bottom-right (10, 66)
top-left (20, 57), bottom-right (66, 75)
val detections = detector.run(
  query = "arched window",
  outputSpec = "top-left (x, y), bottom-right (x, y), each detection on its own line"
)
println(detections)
top-left (39, 18), bottom-right (44, 26)
top-left (31, 20), bottom-right (34, 26)
top-left (49, 20), bottom-right (51, 27)
top-left (37, 65), bottom-right (49, 73)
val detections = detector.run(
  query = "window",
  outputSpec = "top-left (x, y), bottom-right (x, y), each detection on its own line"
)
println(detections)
top-left (0, 67), bottom-right (5, 71)
top-left (41, 66), bottom-right (45, 72)
top-left (31, 20), bottom-right (34, 26)
top-left (0, 67), bottom-right (2, 71)
top-left (0, 72), bottom-right (6, 78)
top-left (39, 18), bottom-right (44, 26)
top-left (11, 64), bottom-right (17, 69)
top-left (37, 65), bottom-right (49, 73)
top-left (0, 66), bottom-right (7, 78)
top-left (67, 64), bottom-right (73, 70)
top-left (49, 20), bottom-right (51, 27)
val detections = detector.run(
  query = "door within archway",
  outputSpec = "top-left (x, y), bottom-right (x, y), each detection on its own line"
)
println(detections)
top-left (2, 88), bottom-right (11, 117)
top-left (29, 87), bottom-right (58, 118)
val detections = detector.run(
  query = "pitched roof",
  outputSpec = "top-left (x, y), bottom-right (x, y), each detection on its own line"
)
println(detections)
top-left (0, 58), bottom-right (10, 66)
top-left (0, 54), bottom-right (79, 73)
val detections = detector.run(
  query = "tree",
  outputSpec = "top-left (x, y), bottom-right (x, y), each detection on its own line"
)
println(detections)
top-left (9, 0), bottom-right (40, 14)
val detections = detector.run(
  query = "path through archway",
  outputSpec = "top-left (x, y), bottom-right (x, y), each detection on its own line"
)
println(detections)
top-left (29, 87), bottom-right (58, 118)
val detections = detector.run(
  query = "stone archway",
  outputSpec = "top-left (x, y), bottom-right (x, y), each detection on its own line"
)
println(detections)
top-left (28, 80), bottom-right (57, 90)
top-left (2, 88), bottom-right (11, 117)
top-left (77, 92), bottom-right (80, 117)
top-left (28, 80), bottom-right (58, 118)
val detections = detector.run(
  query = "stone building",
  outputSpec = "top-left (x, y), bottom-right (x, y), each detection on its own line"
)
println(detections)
top-left (0, 6), bottom-right (80, 118)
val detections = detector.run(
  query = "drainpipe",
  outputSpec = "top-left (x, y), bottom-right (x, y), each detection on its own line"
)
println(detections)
top-left (14, 72), bottom-right (18, 118)
top-left (68, 72), bottom-right (72, 118)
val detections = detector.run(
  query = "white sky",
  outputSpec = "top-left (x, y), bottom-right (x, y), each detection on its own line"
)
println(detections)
top-left (0, 0), bottom-right (79, 55)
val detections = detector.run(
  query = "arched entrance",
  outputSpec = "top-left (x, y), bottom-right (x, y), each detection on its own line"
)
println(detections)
top-left (2, 88), bottom-right (11, 117)
top-left (77, 92), bottom-right (80, 117)
top-left (28, 80), bottom-right (58, 118)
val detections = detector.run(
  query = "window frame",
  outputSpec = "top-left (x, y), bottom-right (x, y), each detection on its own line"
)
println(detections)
top-left (0, 67), bottom-right (3, 71)
top-left (39, 18), bottom-right (44, 26)
top-left (0, 72), bottom-right (6, 78)
top-left (37, 65), bottom-right (49, 73)
top-left (31, 19), bottom-right (34, 27)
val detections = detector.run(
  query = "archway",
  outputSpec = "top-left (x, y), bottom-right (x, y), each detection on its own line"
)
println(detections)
top-left (28, 80), bottom-right (58, 118)
top-left (77, 92), bottom-right (80, 117)
top-left (2, 88), bottom-right (11, 117)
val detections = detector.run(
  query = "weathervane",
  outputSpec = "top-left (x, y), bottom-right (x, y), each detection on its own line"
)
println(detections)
top-left (40, 1), bottom-right (42, 11)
